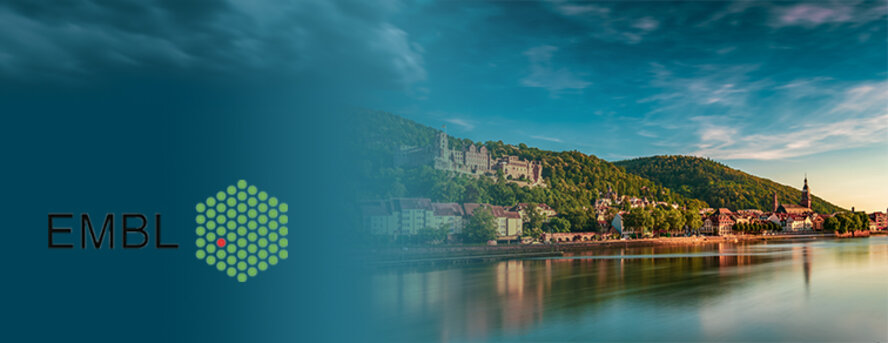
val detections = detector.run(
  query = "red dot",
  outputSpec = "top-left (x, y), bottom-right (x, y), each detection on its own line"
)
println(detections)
top-left (216, 238), bottom-right (226, 247)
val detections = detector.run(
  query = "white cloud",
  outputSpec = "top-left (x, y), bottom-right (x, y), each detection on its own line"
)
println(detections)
top-left (774, 4), bottom-right (854, 27)
top-left (637, 130), bottom-right (658, 138)
top-left (544, 1), bottom-right (661, 44)
top-left (642, 63), bottom-right (765, 112)
top-left (530, 135), bottom-right (564, 143)
top-left (520, 45), bottom-right (591, 96)
top-left (715, 46), bottom-right (737, 55)
top-left (691, 81), bottom-right (888, 160)
top-left (633, 17), bottom-right (660, 32)
top-left (443, 118), bottom-right (475, 131)
top-left (556, 4), bottom-right (610, 16)
top-left (698, 1), bottom-right (888, 29)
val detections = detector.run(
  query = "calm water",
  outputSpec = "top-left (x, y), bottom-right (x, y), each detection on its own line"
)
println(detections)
top-left (370, 237), bottom-right (888, 342)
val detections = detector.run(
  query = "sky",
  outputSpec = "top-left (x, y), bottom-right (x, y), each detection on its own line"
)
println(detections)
top-left (0, 0), bottom-right (885, 211)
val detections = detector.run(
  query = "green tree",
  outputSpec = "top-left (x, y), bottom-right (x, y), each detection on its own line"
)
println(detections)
top-left (464, 207), bottom-right (497, 243)
top-left (562, 207), bottom-right (596, 232)
top-left (666, 208), bottom-right (686, 235)
top-left (546, 217), bottom-right (572, 233)
top-left (684, 210), bottom-right (703, 231)
top-left (652, 207), bottom-right (669, 236)
top-left (624, 207), bottom-right (653, 237)
top-left (525, 203), bottom-right (547, 232)
top-left (416, 225), bottom-right (449, 245)
top-left (857, 212), bottom-right (870, 230)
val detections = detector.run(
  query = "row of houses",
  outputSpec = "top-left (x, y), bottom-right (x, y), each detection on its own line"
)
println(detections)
top-left (610, 207), bottom-right (835, 238)
top-left (701, 210), bottom-right (827, 236)
top-left (360, 198), bottom-right (557, 239)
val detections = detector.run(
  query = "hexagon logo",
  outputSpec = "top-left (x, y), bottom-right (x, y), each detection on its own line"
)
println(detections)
top-left (194, 180), bottom-right (289, 282)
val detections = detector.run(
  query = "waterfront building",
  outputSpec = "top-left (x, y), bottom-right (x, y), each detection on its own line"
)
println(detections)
top-left (611, 212), bottom-right (642, 238)
top-left (431, 202), bottom-right (466, 235)
top-left (869, 211), bottom-right (887, 230)
top-left (712, 208), bottom-right (736, 236)
top-left (360, 198), bottom-right (469, 237)
top-left (392, 198), bottom-right (434, 235)
top-left (767, 213), bottom-right (813, 231)
top-left (464, 203), bottom-right (522, 237)
top-left (811, 214), bottom-right (826, 231)
top-left (360, 200), bottom-right (399, 235)
top-left (701, 217), bottom-right (715, 235)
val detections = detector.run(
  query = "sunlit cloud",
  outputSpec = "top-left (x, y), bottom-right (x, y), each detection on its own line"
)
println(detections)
top-left (775, 4), bottom-right (854, 27)
top-left (691, 81), bottom-right (888, 160)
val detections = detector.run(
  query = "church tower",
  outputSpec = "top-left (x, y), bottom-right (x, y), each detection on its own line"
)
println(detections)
top-left (800, 176), bottom-right (811, 209)
top-left (773, 191), bottom-right (779, 213)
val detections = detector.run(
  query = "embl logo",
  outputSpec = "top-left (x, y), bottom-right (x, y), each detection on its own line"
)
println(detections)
top-left (195, 180), bottom-right (289, 282)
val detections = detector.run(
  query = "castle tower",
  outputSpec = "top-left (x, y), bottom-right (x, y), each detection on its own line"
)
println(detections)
top-left (800, 175), bottom-right (811, 209)
top-left (433, 130), bottom-right (453, 171)
top-left (436, 131), bottom-right (449, 158)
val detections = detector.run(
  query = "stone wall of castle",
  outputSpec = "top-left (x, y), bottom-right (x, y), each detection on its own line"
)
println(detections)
top-left (396, 131), bottom-right (544, 186)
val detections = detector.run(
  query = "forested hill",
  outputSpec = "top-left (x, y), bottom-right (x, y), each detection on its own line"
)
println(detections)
top-left (353, 111), bottom-right (707, 231)
top-left (614, 155), bottom-right (845, 213)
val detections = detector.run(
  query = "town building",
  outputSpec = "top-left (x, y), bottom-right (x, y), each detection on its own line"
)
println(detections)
top-left (811, 214), bottom-right (826, 231)
top-left (711, 208), bottom-right (736, 236)
top-left (611, 212), bottom-right (645, 238)
top-left (611, 212), bottom-right (629, 237)
top-left (360, 198), bottom-right (466, 237)
top-left (767, 213), bottom-right (814, 231)
top-left (431, 202), bottom-right (465, 235)
top-left (512, 203), bottom-right (558, 220)
top-left (869, 211), bottom-right (887, 230)
top-left (392, 198), bottom-right (434, 235)
top-left (464, 203), bottom-right (523, 238)
top-left (360, 200), bottom-right (399, 235)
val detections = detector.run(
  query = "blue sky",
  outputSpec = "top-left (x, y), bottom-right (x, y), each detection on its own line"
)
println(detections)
top-left (0, 0), bottom-right (885, 211)
top-left (369, 0), bottom-right (888, 211)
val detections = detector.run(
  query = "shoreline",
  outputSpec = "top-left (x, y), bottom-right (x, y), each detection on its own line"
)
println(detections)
top-left (367, 232), bottom-right (886, 266)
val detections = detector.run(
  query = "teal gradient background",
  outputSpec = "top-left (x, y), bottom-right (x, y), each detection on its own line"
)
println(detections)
top-left (0, 76), bottom-right (370, 341)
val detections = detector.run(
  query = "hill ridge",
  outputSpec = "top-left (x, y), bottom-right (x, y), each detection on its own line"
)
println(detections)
top-left (614, 155), bottom-right (844, 213)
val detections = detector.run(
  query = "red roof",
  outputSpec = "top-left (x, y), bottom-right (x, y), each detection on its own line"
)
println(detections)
top-left (463, 203), bottom-right (483, 216)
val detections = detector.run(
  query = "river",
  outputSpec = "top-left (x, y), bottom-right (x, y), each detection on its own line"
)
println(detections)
top-left (369, 237), bottom-right (888, 342)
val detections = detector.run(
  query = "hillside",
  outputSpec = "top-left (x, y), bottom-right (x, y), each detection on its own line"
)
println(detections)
top-left (614, 155), bottom-right (844, 213)
top-left (353, 111), bottom-right (707, 231)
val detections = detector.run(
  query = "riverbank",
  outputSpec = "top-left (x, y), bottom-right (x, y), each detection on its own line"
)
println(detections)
top-left (366, 233), bottom-right (864, 266)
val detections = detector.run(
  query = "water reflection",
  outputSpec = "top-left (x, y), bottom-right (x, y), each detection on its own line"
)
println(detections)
top-left (370, 237), bottom-right (888, 342)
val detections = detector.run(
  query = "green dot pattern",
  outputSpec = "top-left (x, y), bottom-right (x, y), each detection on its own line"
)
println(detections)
top-left (195, 180), bottom-right (289, 282)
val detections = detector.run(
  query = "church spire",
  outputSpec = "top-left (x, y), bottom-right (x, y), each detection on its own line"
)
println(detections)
top-left (800, 175), bottom-right (811, 209)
